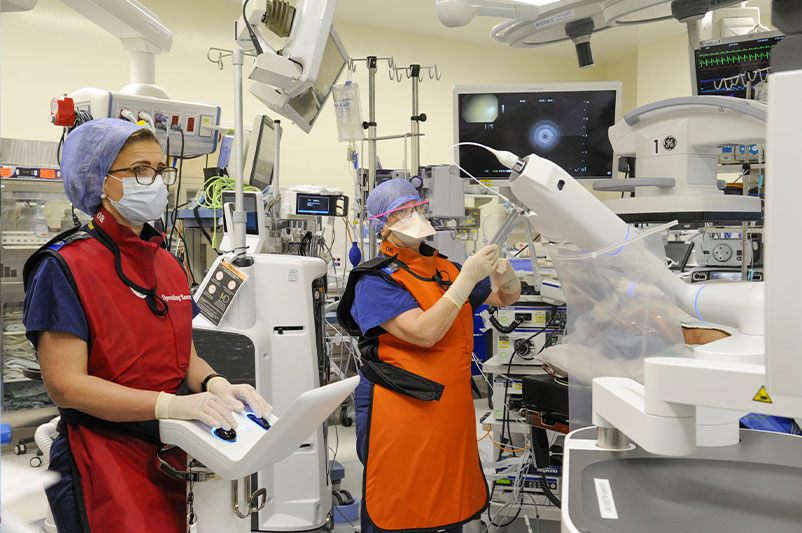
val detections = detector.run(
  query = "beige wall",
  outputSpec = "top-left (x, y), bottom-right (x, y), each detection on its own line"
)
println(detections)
top-left (635, 33), bottom-right (694, 107)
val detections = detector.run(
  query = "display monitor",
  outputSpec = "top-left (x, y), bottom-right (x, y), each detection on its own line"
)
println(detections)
top-left (296, 194), bottom-right (331, 215)
top-left (692, 31), bottom-right (784, 98)
top-left (242, 115), bottom-right (275, 191)
top-left (454, 82), bottom-right (621, 180)
top-left (221, 191), bottom-right (260, 235)
top-left (249, 29), bottom-right (348, 134)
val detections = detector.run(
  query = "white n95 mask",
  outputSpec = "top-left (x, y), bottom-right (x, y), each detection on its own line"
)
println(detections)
top-left (105, 175), bottom-right (168, 226)
top-left (390, 211), bottom-right (436, 248)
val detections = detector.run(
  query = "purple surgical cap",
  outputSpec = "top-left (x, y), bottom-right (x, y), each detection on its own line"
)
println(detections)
top-left (366, 178), bottom-right (422, 234)
top-left (61, 118), bottom-right (146, 215)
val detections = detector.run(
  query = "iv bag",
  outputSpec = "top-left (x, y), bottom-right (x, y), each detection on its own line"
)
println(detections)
top-left (332, 82), bottom-right (364, 143)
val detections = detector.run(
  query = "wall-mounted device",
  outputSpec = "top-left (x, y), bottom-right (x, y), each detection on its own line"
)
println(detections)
top-left (280, 187), bottom-right (348, 218)
top-left (220, 190), bottom-right (265, 254)
top-left (64, 88), bottom-right (221, 157)
top-left (240, 0), bottom-right (349, 133)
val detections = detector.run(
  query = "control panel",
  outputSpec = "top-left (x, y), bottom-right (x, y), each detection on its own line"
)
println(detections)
top-left (160, 410), bottom-right (279, 478)
top-left (158, 376), bottom-right (358, 481)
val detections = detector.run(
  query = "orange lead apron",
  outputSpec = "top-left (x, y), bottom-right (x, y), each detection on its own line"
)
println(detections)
top-left (362, 240), bottom-right (488, 531)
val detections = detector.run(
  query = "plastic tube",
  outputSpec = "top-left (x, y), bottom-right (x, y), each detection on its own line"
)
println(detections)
top-left (34, 417), bottom-right (60, 461)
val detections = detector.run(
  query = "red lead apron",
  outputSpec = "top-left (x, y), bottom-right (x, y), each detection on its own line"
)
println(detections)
top-left (363, 240), bottom-right (488, 531)
top-left (56, 208), bottom-right (193, 532)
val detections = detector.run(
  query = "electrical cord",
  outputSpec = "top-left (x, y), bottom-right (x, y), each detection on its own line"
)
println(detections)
top-left (193, 174), bottom-right (262, 252)
top-left (242, 0), bottom-right (263, 54)
top-left (539, 469), bottom-right (561, 508)
top-left (488, 308), bottom-right (522, 335)
top-left (167, 125), bottom-right (185, 252)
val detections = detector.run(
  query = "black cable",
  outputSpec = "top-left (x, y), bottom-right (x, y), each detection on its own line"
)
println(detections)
top-left (167, 126), bottom-right (185, 251)
top-left (56, 128), bottom-right (66, 166)
top-left (488, 308), bottom-right (522, 334)
top-left (170, 223), bottom-right (197, 287)
top-left (540, 470), bottom-right (561, 508)
top-left (512, 233), bottom-right (539, 258)
top-left (242, 0), bottom-right (264, 54)
top-left (500, 307), bottom-right (560, 459)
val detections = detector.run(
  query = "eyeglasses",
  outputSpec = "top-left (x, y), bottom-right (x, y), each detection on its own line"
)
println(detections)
top-left (107, 165), bottom-right (178, 186)
top-left (392, 205), bottom-right (428, 220)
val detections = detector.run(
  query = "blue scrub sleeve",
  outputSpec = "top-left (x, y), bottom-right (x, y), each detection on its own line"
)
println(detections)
top-left (23, 256), bottom-right (89, 348)
top-left (352, 273), bottom-right (419, 337)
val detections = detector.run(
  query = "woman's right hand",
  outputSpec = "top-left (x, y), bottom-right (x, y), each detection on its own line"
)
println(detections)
top-left (443, 244), bottom-right (499, 308)
top-left (460, 244), bottom-right (499, 284)
top-left (155, 391), bottom-right (237, 430)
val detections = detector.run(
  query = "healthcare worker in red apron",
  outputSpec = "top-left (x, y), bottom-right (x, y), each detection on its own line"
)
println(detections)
top-left (338, 179), bottom-right (521, 532)
top-left (23, 118), bottom-right (271, 533)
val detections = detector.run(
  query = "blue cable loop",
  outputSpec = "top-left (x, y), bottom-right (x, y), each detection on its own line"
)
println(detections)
top-left (694, 285), bottom-right (708, 322)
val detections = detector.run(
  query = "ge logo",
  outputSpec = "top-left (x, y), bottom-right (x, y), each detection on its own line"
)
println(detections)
top-left (663, 136), bottom-right (677, 151)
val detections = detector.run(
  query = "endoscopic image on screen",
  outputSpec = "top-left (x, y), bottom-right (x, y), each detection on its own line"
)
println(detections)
top-left (457, 90), bottom-right (617, 179)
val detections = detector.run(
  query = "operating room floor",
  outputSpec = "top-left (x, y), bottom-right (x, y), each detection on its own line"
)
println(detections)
top-left (2, 399), bottom-right (558, 533)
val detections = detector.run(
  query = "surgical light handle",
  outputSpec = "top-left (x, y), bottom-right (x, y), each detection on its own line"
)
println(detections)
top-left (624, 96), bottom-right (767, 125)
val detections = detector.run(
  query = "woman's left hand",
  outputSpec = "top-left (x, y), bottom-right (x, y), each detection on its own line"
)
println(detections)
top-left (207, 378), bottom-right (273, 418)
top-left (491, 258), bottom-right (519, 292)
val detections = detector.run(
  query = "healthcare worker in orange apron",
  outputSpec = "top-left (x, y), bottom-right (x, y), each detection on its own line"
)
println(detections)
top-left (338, 179), bottom-right (521, 532)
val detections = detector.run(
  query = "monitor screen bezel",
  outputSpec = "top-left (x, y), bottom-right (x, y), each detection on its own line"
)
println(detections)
top-left (453, 81), bottom-right (623, 181)
top-left (242, 115), bottom-right (275, 191)
top-left (690, 30), bottom-right (785, 97)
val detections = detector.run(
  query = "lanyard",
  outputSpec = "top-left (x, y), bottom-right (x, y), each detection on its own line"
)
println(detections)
top-left (385, 255), bottom-right (453, 291)
top-left (86, 223), bottom-right (169, 317)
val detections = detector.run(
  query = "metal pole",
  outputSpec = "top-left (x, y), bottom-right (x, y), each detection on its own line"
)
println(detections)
top-left (523, 217), bottom-right (542, 294)
top-left (232, 48), bottom-right (248, 264)
top-left (410, 64), bottom-right (421, 176)
top-left (367, 56), bottom-right (378, 258)
top-left (272, 119), bottom-right (281, 197)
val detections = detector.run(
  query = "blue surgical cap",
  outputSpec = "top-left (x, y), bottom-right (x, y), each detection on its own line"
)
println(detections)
top-left (61, 118), bottom-right (146, 215)
top-left (367, 178), bottom-right (421, 234)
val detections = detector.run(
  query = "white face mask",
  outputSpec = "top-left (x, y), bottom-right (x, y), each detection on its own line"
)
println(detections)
top-left (389, 211), bottom-right (436, 248)
top-left (104, 175), bottom-right (168, 226)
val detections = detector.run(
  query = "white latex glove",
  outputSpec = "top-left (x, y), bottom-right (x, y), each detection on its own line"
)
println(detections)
top-left (155, 391), bottom-right (237, 430)
top-left (491, 258), bottom-right (520, 293)
top-left (444, 244), bottom-right (499, 308)
top-left (207, 377), bottom-right (273, 419)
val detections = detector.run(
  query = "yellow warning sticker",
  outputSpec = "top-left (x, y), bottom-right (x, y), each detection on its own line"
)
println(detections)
top-left (753, 385), bottom-right (772, 403)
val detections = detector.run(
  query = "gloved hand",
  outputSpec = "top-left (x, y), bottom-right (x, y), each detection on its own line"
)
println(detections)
top-left (443, 244), bottom-right (499, 308)
top-left (154, 391), bottom-right (237, 430)
top-left (491, 258), bottom-right (521, 293)
top-left (207, 377), bottom-right (272, 419)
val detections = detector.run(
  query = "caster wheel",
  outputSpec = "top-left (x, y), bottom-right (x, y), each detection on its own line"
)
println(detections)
top-left (14, 443), bottom-right (26, 455)
top-left (30, 455), bottom-right (43, 468)
top-left (339, 406), bottom-right (353, 427)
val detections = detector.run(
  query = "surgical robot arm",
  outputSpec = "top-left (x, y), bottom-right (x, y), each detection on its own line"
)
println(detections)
top-left (491, 149), bottom-right (764, 336)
